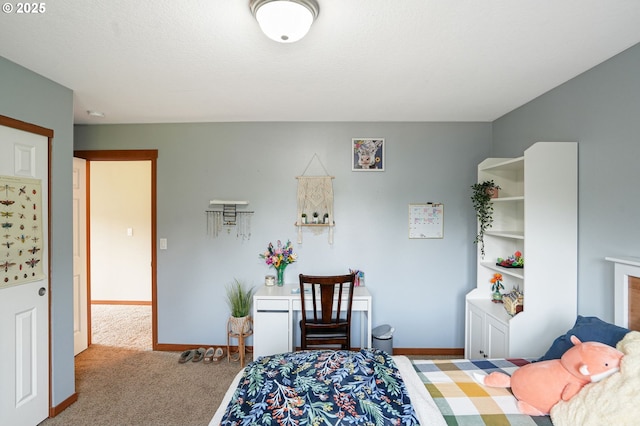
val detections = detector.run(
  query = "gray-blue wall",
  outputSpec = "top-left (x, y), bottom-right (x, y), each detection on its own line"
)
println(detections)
top-left (74, 122), bottom-right (491, 348)
top-left (493, 43), bottom-right (640, 321)
top-left (0, 57), bottom-right (75, 406)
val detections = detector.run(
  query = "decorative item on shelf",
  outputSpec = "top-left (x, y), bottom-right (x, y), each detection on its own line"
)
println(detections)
top-left (225, 279), bottom-right (255, 334)
top-left (490, 273), bottom-right (504, 303)
top-left (503, 287), bottom-right (524, 316)
top-left (486, 185), bottom-right (499, 198)
top-left (471, 180), bottom-right (501, 258)
top-left (349, 268), bottom-right (365, 286)
top-left (260, 240), bottom-right (298, 286)
top-left (312, 212), bottom-right (319, 224)
top-left (301, 213), bottom-right (307, 224)
top-left (497, 251), bottom-right (524, 268)
top-left (323, 213), bottom-right (329, 224)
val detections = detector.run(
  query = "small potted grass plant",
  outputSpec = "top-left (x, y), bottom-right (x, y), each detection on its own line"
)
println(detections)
top-left (225, 279), bottom-right (255, 334)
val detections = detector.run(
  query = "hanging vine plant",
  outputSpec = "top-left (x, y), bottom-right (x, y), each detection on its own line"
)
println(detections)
top-left (471, 180), bottom-right (500, 257)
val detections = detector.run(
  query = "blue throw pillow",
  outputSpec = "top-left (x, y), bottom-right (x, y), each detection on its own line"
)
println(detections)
top-left (538, 315), bottom-right (630, 361)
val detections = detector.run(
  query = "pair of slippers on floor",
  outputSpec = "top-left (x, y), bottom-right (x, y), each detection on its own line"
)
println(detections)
top-left (179, 347), bottom-right (224, 363)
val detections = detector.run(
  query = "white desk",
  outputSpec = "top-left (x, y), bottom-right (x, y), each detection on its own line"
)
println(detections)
top-left (253, 284), bottom-right (372, 358)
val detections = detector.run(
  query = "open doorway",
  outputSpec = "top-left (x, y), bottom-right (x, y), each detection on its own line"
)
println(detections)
top-left (74, 150), bottom-right (158, 351)
top-left (90, 160), bottom-right (151, 349)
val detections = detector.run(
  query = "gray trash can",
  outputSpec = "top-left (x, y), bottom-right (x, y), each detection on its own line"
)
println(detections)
top-left (372, 324), bottom-right (394, 354)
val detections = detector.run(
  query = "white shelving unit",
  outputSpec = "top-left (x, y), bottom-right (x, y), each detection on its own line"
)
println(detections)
top-left (465, 142), bottom-right (578, 359)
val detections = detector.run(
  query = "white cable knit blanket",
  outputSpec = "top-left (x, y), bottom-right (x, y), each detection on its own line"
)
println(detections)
top-left (551, 330), bottom-right (640, 425)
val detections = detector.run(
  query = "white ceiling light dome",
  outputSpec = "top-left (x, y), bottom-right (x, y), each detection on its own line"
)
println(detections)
top-left (249, 0), bottom-right (319, 43)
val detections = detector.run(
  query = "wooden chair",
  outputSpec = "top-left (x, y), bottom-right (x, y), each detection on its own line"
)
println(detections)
top-left (298, 273), bottom-right (356, 350)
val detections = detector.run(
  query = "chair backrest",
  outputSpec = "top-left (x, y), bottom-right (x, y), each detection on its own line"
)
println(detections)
top-left (298, 274), bottom-right (355, 325)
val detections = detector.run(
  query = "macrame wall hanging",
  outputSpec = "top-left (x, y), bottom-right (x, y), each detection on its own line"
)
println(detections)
top-left (296, 154), bottom-right (334, 244)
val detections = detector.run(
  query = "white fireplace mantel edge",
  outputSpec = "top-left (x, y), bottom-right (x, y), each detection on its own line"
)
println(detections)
top-left (605, 256), bottom-right (640, 327)
top-left (605, 256), bottom-right (640, 267)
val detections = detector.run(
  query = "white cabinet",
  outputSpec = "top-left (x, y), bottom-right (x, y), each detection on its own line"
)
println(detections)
top-left (465, 142), bottom-right (577, 359)
top-left (253, 298), bottom-right (290, 358)
top-left (485, 311), bottom-right (508, 358)
top-left (466, 302), bottom-right (485, 359)
top-left (465, 300), bottom-right (508, 359)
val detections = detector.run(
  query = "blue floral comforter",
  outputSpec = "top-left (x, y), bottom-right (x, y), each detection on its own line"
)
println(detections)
top-left (220, 349), bottom-right (420, 425)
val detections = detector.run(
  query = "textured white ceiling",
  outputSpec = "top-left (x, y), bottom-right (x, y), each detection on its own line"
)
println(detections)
top-left (1, 0), bottom-right (640, 124)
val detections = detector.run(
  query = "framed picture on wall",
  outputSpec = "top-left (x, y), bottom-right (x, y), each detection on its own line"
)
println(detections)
top-left (352, 138), bottom-right (384, 171)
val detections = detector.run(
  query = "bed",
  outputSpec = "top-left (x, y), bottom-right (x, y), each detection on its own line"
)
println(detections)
top-left (211, 287), bottom-right (638, 426)
top-left (209, 348), bottom-right (556, 425)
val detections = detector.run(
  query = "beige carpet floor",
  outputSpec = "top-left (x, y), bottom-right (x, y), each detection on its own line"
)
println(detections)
top-left (90, 304), bottom-right (153, 351)
top-left (39, 305), bottom-right (243, 426)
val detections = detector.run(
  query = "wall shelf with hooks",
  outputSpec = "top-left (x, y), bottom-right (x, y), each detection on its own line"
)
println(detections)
top-left (206, 200), bottom-right (253, 239)
top-left (294, 222), bottom-right (335, 227)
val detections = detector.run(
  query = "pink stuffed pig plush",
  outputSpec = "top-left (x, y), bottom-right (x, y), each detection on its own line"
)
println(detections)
top-left (478, 336), bottom-right (623, 416)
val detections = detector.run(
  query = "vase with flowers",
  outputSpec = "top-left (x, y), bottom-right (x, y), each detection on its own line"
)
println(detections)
top-left (490, 272), bottom-right (504, 302)
top-left (260, 240), bottom-right (297, 286)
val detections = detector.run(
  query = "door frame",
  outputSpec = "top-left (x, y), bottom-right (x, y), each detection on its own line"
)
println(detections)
top-left (0, 114), bottom-right (53, 418)
top-left (73, 150), bottom-right (158, 349)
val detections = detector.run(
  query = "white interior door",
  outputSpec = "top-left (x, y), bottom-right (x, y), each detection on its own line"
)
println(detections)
top-left (0, 122), bottom-right (50, 425)
top-left (73, 157), bottom-right (88, 355)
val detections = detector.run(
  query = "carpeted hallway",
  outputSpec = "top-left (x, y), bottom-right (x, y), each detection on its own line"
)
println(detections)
top-left (91, 304), bottom-right (153, 350)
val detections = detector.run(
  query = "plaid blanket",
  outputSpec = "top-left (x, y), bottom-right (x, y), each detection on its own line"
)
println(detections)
top-left (411, 358), bottom-right (553, 426)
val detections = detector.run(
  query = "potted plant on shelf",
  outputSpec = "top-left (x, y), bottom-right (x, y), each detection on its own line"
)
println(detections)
top-left (490, 272), bottom-right (504, 302)
top-left (471, 180), bottom-right (500, 257)
top-left (312, 212), bottom-right (319, 224)
top-left (225, 279), bottom-right (255, 334)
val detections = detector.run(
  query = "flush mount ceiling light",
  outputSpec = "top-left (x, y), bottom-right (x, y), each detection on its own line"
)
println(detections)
top-left (249, 0), bottom-right (319, 43)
